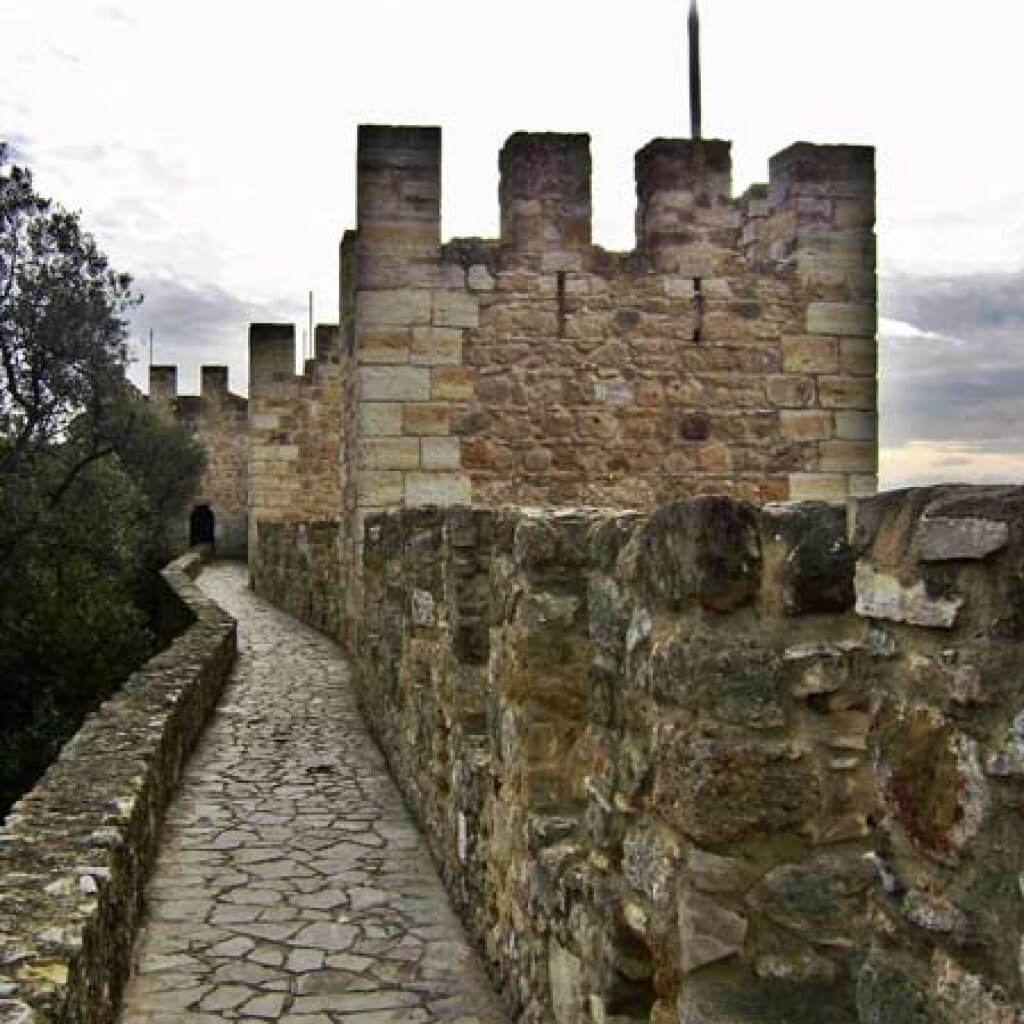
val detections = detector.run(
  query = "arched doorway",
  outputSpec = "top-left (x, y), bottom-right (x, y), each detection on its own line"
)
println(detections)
top-left (189, 504), bottom-right (215, 546)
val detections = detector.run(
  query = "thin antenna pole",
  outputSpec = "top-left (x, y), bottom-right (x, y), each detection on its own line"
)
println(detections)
top-left (688, 0), bottom-right (702, 139)
top-left (149, 327), bottom-right (154, 368)
top-left (308, 291), bottom-right (314, 359)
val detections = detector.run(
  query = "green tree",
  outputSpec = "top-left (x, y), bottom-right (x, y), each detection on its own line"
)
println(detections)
top-left (0, 144), bottom-right (206, 816)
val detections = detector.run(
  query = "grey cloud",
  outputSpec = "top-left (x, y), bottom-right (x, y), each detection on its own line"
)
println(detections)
top-left (126, 276), bottom-right (303, 396)
top-left (880, 270), bottom-right (1024, 483)
top-left (2, 132), bottom-right (34, 162)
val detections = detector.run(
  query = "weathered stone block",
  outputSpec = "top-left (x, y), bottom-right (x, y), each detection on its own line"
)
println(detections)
top-left (621, 497), bottom-right (762, 612)
top-left (806, 302), bottom-right (875, 337)
top-left (834, 411), bottom-right (876, 441)
top-left (782, 335), bottom-right (839, 373)
top-left (358, 471), bottom-right (404, 507)
top-left (915, 516), bottom-right (1009, 562)
top-left (403, 403), bottom-right (451, 436)
top-left (359, 402), bottom-right (403, 437)
top-left (678, 886), bottom-right (748, 974)
top-left (421, 437), bottom-right (461, 470)
top-left (359, 438), bottom-right (421, 470)
top-left (764, 502), bottom-right (855, 614)
top-left (788, 473), bottom-right (849, 502)
top-left (432, 290), bottom-right (480, 328)
top-left (818, 376), bottom-right (876, 410)
top-left (405, 473), bottom-right (471, 506)
top-left (431, 366), bottom-right (474, 401)
top-left (653, 729), bottom-right (819, 843)
top-left (839, 337), bottom-right (876, 376)
top-left (357, 328), bottom-right (410, 364)
top-left (411, 326), bottom-right (463, 365)
top-left (781, 410), bottom-right (833, 441)
top-left (820, 441), bottom-right (877, 474)
top-left (358, 366), bottom-right (430, 401)
top-left (854, 561), bottom-right (961, 628)
top-left (767, 375), bottom-right (815, 408)
top-left (358, 289), bottom-right (432, 326)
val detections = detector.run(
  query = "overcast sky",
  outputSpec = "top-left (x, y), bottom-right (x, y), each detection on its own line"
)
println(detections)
top-left (3, 0), bottom-right (1023, 489)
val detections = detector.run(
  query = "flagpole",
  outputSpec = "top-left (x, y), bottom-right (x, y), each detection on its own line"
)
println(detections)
top-left (688, 0), bottom-right (702, 140)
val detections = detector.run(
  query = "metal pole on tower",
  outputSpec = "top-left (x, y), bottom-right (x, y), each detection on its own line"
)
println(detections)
top-left (688, 0), bottom-right (702, 140)
top-left (308, 291), bottom-right (314, 360)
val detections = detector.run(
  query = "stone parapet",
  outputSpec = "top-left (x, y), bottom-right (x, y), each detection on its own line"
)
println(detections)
top-left (251, 520), bottom-right (348, 645)
top-left (353, 486), bottom-right (1024, 1023)
top-left (0, 553), bottom-right (237, 1024)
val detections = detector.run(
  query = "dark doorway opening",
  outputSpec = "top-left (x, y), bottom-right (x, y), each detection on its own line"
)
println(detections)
top-left (190, 504), bottom-right (215, 546)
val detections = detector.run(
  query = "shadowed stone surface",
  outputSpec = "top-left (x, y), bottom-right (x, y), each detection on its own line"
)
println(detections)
top-left (118, 563), bottom-right (506, 1024)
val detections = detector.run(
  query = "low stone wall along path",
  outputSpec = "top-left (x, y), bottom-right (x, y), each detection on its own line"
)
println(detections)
top-left (119, 562), bottom-right (507, 1024)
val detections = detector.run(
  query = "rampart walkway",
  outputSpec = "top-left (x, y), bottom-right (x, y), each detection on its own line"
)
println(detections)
top-left (119, 562), bottom-right (507, 1024)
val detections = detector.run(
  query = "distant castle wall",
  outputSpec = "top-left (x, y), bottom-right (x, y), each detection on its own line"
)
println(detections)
top-left (247, 323), bottom-right (347, 561)
top-left (149, 364), bottom-right (249, 558)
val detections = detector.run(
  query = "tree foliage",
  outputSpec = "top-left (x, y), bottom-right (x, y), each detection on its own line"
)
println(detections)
top-left (0, 144), bottom-right (206, 817)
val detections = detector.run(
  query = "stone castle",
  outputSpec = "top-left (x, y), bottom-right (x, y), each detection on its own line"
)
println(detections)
top-left (152, 125), bottom-right (878, 635)
top-left (9, 123), bottom-right (1024, 1024)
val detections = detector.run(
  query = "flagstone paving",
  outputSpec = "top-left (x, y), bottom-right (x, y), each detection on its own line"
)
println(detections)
top-left (118, 562), bottom-right (507, 1024)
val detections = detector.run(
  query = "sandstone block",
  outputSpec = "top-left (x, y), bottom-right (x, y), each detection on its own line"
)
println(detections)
top-left (358, 471), bottom-right (404, 507)
top-left (358, 289), bottom-right (432, 326)
top-left (849, 474), bottom-right (877, 497)
top-left (840, 337), bottom-right (877, 376)
top-left (767, 375), bottom-right (815, 408)
top-left (781, 410), bottom-right (833, 441)
top-left (782, 335), bottom-right (839, 373)
top-left (250, 413), bottom-right (280, 430)
top-left (405, 473), bottom-right (471, 507)
top-left (358, 220), bottom-right (439, 252)
top-left (359, 438), bottom-right (420, 470)
top-left (806, 302), bottom-right (875, 337)
top-left (788, 473), bottom-right (849, 501)
top-left (421, 437), bottom-right (461, 470)
top-left (834, 411), bottom-right (876, 441)
top-left (358, 366), bottom-right (430, 402)
top-left (357, 328), bottom-right (410, 365)
top-left (411, 327), bottom-right (462, 365)
top-left (820, 441), bottom-right (877, 474)
top-left (251, 444), bottom-right (299, 462)
top-left (432, 290), bottom-right (479, 328)
top-left (403, 404), bottom-right (451, 436)
top-left (359, 402), bottom-right (403, 437)
top-left (818, 376), bottom-right (876, 410)
top-left (432, 366), bottom-right (474, 401)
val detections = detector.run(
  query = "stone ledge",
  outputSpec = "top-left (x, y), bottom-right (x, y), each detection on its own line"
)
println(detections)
top-left (0, 554), bottom-right (237, 1024)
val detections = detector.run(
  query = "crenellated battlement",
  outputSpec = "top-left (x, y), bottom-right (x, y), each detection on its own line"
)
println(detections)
top-left (341, 124), bottom-right (877, 528)
top-left (148, 363), bottom-right (248, 557)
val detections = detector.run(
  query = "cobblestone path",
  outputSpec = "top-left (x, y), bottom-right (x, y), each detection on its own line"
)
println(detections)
top-left (119, 562), bottom-right (507, 1024)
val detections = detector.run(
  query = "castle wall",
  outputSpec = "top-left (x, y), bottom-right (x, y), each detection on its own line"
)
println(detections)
top-left (353, 486), bottom-right (1024, 1024)
top-left (247, 323), bottom-right (347, 559)
top-left (346, 125), bottom-right (877, 522)
top-left (149, 364), bottom-right (249, 557)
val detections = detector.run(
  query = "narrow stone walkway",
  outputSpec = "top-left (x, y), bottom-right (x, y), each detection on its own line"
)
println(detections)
top-left (119, 562), bottom-right (507, 1024)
